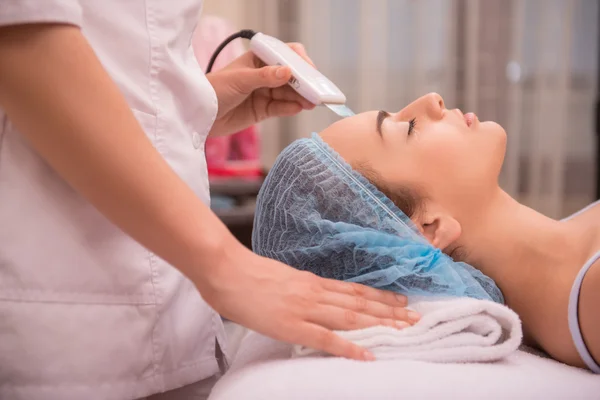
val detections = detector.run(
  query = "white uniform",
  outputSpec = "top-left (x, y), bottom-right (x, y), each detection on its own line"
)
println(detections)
top-left (0, 1), bottom-right (227, 399)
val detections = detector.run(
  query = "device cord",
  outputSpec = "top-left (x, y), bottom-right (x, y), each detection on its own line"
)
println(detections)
top-left (205, 29), bottom-right (257, 73)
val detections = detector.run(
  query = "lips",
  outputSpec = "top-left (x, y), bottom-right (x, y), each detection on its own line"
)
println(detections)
top-left (464, 112), bottom-right (477, 128)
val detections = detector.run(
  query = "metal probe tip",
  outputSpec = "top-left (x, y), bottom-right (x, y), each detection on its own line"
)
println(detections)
top-left (325, 103), bottom-right (355, 118)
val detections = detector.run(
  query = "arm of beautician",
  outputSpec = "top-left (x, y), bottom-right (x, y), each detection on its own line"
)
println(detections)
top-left (0, 24), bottom-right (415, 361)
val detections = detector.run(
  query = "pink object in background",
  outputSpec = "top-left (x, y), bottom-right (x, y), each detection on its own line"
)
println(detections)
top-left (193, 16), bottom-right (262, 178)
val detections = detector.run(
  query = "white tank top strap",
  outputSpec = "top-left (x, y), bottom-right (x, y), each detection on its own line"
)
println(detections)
top-left (562, 200), bottom-right (600, 222)
top-left (568, 249), bottom-right (600, 373)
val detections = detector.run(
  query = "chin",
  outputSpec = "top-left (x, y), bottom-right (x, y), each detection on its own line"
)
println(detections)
top-left (480, 121), bottom-right (507, 176)
top-left (480, 121), bottom-right (507, 147)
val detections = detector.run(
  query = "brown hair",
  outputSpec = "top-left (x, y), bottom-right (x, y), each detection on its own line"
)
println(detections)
top-left (353, 162), bottom-right (425, 219)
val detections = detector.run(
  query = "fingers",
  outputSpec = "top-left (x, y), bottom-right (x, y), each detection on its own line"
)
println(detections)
top-left (255, 65), bottom-right (291, 89)
top-left (308, 304), bottom-right (411, 331)
top-left (322, 279), bottom-right (410, 308)
top-left (270, 85), bottom-right (315, 109)
top-left (230, 65), bottom-right (289, 95)
top-left (247, 47), bottom-right (318, 111)
top-left (316, 290), bottom-right (418, 324)
top-left (293, 323), bottom-right (375, 361)
top-left (265, 100), bottom-right (303, 118)
top-left (287, 42), bottom-right (316, 68)
top-left (252, 69), bottom-right (315, 110)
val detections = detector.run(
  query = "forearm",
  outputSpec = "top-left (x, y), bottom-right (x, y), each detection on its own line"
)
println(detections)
top-left (0, 24), bottom-right (234, 281)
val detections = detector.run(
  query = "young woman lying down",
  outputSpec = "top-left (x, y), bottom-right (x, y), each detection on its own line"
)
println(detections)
top-left (252, 93), bottom-right (599, 373)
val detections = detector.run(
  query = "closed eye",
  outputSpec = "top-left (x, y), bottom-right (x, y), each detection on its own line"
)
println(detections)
top-left (407, 118), bottom-right (417, 136)
top-left (376, 112), bottom-right (417, 137)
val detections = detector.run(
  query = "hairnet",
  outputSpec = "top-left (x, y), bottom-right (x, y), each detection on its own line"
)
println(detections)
top-left (253, 134), bottom-right (504, 303)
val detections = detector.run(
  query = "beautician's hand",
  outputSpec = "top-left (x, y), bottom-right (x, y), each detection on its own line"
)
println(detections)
top-left (196, 241), bottom-right (419, 361)
top-left (206, 42), bottom-right (316, 137)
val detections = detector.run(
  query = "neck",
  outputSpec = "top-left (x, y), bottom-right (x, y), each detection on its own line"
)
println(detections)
top-left (464, 190), bottom-right (581, 309)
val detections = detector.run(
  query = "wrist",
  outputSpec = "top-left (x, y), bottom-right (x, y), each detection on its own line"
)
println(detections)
top-left (207, 117), bottom-right (228, 137)
top-left (205, 72), bottom-right (228, 137)
top-left (187, 220), bottom-right (245, 298)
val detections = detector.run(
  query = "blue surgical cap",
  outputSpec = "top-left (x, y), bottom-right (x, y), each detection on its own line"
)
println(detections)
top-left (253, 133), bottom-right (504, 303)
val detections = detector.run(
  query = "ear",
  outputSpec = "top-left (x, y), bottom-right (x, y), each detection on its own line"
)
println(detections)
top-left (417, 210), bottom-right (462, 250)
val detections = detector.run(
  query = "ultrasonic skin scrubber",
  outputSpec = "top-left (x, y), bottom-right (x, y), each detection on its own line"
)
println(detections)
top-left (206, 30), bottom-right (355, 118)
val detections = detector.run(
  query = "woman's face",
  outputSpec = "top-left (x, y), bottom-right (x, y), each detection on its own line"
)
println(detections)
top-left (319, 93), bottom-right (507, 221)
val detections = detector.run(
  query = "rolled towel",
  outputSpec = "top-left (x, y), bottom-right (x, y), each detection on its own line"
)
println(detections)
top-left (293, 297), bottom-right (523, 363)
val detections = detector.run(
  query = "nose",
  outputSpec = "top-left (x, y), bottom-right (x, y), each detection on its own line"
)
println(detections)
top-left (423, 92), bottom-right (445, 119)
top-left (398, 92), bottom-right (445, 121)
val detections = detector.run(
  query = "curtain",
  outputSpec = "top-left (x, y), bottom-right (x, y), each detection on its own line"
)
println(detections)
top-left (202, 0), bottom-right (598, 218)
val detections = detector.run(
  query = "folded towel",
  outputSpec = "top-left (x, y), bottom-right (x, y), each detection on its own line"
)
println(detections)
top-left (293, 297), bottom-right (523, 363)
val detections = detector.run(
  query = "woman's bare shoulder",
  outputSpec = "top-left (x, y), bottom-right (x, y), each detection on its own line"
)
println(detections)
top-left (562, 200), bottom-right (600, 223)
top-left (578, 255), bottom-right (600, 371)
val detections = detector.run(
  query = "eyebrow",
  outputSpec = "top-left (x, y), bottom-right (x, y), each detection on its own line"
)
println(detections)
top-left (376, 110), bottom-right (391, 136)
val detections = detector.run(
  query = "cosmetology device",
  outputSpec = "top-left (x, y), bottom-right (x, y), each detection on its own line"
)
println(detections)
top-left (206, 30), bottom-right (355, 118)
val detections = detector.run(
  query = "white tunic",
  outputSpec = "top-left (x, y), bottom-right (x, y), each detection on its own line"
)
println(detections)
top-left (0, 1), bottom-right (227, 399)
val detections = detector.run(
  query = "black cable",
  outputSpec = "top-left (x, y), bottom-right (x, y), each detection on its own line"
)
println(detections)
top-left (206, 29), bottom-right (257, 73)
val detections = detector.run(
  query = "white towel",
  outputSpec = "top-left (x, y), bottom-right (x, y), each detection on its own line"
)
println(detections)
top-left (293, 297), bottom-right (523, 363)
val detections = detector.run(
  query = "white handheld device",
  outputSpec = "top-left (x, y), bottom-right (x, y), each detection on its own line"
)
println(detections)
top-left (249, 32), bottom-right (355, 118)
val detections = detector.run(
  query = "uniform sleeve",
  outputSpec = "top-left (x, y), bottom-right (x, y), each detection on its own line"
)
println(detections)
top-left (0, 0), bottom-right (82, 28)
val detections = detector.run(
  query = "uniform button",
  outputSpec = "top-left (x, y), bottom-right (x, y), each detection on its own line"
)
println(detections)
top-left (192, 132), bottom-right (202, 149)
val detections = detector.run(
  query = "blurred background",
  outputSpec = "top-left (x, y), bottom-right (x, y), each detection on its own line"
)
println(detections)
top-left (201, 0), bottom-right (599, 245)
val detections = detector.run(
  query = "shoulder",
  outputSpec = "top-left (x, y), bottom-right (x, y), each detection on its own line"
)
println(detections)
top-left (562, 200), bottom-right (600, 253)
top-left (562, 200), bottom-right (600, 222)
top-left (578, 254), bottom-right (600, 371)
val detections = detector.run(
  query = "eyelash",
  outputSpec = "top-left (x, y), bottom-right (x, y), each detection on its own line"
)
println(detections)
top-left (408, 118), bottom-right (417, 136)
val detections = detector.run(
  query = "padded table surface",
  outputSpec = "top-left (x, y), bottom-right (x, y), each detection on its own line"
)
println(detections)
top-left (211, 332), bottom-right (600, 400)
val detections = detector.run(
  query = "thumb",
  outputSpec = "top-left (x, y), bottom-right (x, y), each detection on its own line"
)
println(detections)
top-left (238, 66), bottom-right (292, 93)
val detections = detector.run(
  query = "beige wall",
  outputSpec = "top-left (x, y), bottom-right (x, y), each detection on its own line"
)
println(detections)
top-left (202, 0), bottom-right (247, 29)
top-left (201, 0), bottom-right (280, 33)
